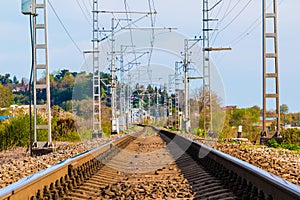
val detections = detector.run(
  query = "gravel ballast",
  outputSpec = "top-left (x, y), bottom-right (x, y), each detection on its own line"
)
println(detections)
top-left (0, 133), bottom-right (299, 189)
top-left (0, 135), bottom-right (120, 189)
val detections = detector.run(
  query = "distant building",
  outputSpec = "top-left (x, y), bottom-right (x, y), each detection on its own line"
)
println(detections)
top-left (224, 105), bottom-right (237, 110)
top-left (256, 116), bottom-right (276, 128)
top-left (284, 124), bottom-right (300, 130)
top-left (10, 105), bottom-right (30, 115)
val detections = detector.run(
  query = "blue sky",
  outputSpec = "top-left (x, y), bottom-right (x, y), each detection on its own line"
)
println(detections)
top-left (0, 0), bottom-right (300, 112)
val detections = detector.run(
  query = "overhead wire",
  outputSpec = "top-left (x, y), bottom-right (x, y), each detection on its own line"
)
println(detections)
top-left (209, 0), bottom-right (225, 19)
top-left (212, 0), bottom-right (285, 63)
top-left (47, 0), bottom-right (83, 54)
top-left (123, 0), bottom-right (138, 67)
top-left (210, 0), bottom-right (232, 42)
top-left (211, 0), bottom-right (254, 46)
top-left (82, 0), bottom-right (93, 18)
top-left (227, 16), bottom-right (260, 47)
top-left (218, 0), bottom-right (253, 33)
top-left (122, 0), bottom-right (144, 85)
top-left (147, 0), bottom-right (157, 83)
top-left (222, 0), bottom-right (285, 48)
top-left (218, 0), bottom-right (242, 23)
top-left (87, 0), bottom-right (92, 9)
top-left (75, 0), bottom-right (92, 25)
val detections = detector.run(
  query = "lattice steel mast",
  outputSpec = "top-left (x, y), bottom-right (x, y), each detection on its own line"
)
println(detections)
top-left (183, 40), bottom-right (191, 133)
top-left (262, 0), bottom-right (280, 137)
top-left (33, 0), bottom-right (52, 149)
top-left (110, 18), bottom-right (119, 134)
top-left (175, 61), bottom-right (182, 130)
top-left (92, 0), bottom-right (102, 137)
top-left (202, 0), bottom-right (213, 133)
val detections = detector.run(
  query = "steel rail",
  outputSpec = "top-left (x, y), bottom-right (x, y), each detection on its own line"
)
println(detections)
top-left (157, 128), bottom-right (300, 200)
top-left (0, 134), bottom-right (131, 200)
top-left (1, 127), bottom-right (299, 199)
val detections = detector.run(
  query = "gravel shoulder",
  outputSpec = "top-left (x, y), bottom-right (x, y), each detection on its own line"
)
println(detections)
top-left (0, 135), bottom-right (120, 189)
top-left (214, 142), bottom-right (300, 185)
top-left (178, 132), bottom-right (300, 186)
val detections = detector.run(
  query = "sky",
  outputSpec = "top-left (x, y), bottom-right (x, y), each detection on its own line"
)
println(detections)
top-left (0, 0), bottom-right (300, 112)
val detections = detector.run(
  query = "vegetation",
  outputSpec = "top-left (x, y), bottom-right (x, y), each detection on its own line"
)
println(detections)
top-left (282, 128), bottom-right (300, 146)
top-left (1, 71), bottom-right (300, 152)
top-left (0, 109), bottom-right (83, 151)
top-left (220, 106), bottom-right (261, 141)
top-left (0, 114), bottom-right (30, 150)
top-left (51, 105), bottom-right (80, 142)
top-left (0, 70), bottom-right (114, 150)
top-left (267, 137), bottom-right (300, 151)
top-left (0, 83), bottom-right (13, 109)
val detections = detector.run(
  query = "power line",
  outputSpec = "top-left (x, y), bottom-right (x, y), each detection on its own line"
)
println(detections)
top-left (210, 0), bottom-right (232, 40)
top-left (75, 0), bottom-right (92, 25)
top-left (218, 0), bottom-right (242, 24)
top-left (210, 0), bottom-right (241, 44)
top-left (147, 0), bottom-right (157, 82)
top-left (219, 0), bottom-right (253, 33)
top-left (224, 0), bottom-right (285, 47)
top-left (81, 0), bottom-right (93, 19)
top-left (228, 17), bottom-right (260, 47)
top-left (209, 0), bottom-right (225, 19)
top-left (87, 0), bottom-right (92, 9)
top-left (47, 0), bottom-right (82, 54)
top-left (123, 0), bottom-right (138, 68)
top-left (212, 0), bottom-right (285, 64)
top-left (211, 0), bottom-right (253, 45)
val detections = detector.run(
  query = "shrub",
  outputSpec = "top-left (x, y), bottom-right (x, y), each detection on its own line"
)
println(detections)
top-left (282, 128), bottom-right (300, 145)
top-left (0, 114), bottom-right (31, 150)
top-left (266, 138), bottom-right (280, 148)
top-left (281, 142), bottom-right (300, 151)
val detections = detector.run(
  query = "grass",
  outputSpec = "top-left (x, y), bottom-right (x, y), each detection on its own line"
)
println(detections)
top-left (266, 138), bottom-right (300, 154)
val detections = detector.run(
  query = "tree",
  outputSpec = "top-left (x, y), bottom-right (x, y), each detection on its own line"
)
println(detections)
top-left (0, 83), bottom-right (13, 108)
top-left (280, 104), bottom-right (289, 114)
top-left (12, 76), bottom-right (19, 84)
top-left (0, 73), bottom-right (12, 85)
top-left (221, 107), bottom-right (260, 141)
top-left (280, 104), bottom-right (289, 125)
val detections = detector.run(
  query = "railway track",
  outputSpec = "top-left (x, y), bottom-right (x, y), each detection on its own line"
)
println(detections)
top-left (0, 126), bottom-right (299, 200)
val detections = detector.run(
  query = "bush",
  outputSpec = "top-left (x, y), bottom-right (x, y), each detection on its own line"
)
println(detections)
top-left (266, 137), bottom-right (300, 151)
top-left (0, 110), bottom-right (82, 151)
top-left (281, 142), bottom-right (300, 151)
top-left (282, 128), bottom-right (300, 145)
top-left (51, 106), bottom-right (80, 142)
top-left (266, 138), bottom-right (280, 148)
top-left (192, 128), bottom-right (205, 136)
top-left (0, 114), bottom-right (31, 150)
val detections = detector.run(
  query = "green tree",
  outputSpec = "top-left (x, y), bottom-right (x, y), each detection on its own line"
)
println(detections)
top-left (280, 104), bottom-right (289, 125)
top-left (280, 104), bottom-right (289, 114)
top-left (0, 73), bottom-right (12, 85)
top-left (0, 83), bottom-right (13, 108)
top-left (221, 107), bottom-right (260, 141)
top-left (12, 76), bottom-right (19, 84)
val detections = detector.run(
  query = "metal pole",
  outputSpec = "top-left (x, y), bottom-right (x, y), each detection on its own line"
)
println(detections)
top-left (203, 0), bottom-right (212, 133)
top-left (110, 18), bottom-right (118, 134)
top-left (262, 0), bottom-right (280, 139)
top-left (92, 0), bottom-right (102, 137)
top-left (33, 0), bottom-right (52, 149)
top-left (184, 40), bottom-right (190, 132)
top-left (262, 0), bottom-right (266, 137)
